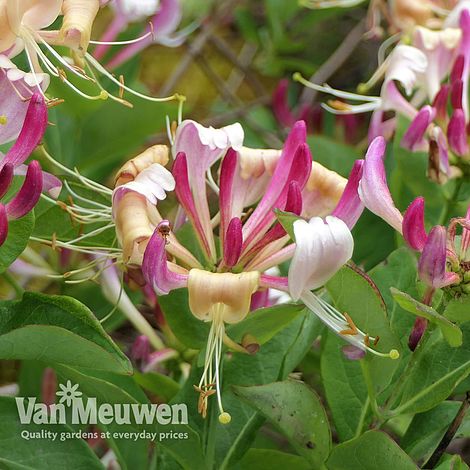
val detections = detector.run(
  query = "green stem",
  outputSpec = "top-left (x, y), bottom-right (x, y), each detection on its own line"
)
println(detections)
top-left (439, 179), bottom-right (463, 226)
top-left (360, 361), bottom-right (380, 419)
top-left (354, 396), bottom-right (371, 438)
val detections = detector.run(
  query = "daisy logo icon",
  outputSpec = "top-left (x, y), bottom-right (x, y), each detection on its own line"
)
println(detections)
top-left (56, 381), bottom-right (83, 407)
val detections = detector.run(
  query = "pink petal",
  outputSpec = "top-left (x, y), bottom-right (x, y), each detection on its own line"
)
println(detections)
top-left (401, 105), bottom-right (435, 151)
top-left (358, 137), bottom-right (404, 233)
top-left (0, 204), bottom-right (7, 246)
top-left (6, 160), bottom-right (43, 219)
top-left (272, 79), bottom-right (295, 127)
top-left (173, 152), bottom-right (213, 259)
top-left (142, 221), bottom-right (189, 295)
top-left (451, 79), bottom-right (464, 110)
top-left (342, 345), bottom-right (366, 361)
top-left (223, 217), bottom-right (243, 268)
top-left (0, 163), bottom-right (13, 199)
top-left (451, 55), bottom-right (465, 82)
top-left (219, 148), bottom-right (238, 249)
top-left (106, 0), bottom-right (182, 69)
top-left (403, 197), bottom-right (427, 251)
top-left (447, 109), bottom-right (469, 157)
top-left (432, 84), bottom-right (450, 121)
top-left (14, 164), bottom-right (62, 198)
top-left (1, 94), bottom-right (47, 170)
top-left (242, 121), bottom-right (306, 241)
top-left (331, 160), bottom-right (364, 229)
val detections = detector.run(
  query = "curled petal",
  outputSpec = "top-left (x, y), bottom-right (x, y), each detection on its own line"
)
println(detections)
top-left (0, 204), bottom-right (7, 246)
top-left (401, 105), bottom-right (435, 151)
top-left (418, 225), bottom-right (458, 289)
top-left (332, 160), bottom-right (364, 229)
top-left (1, 94), bottom-right (47, 170)
top-left (142, 222), bottom-right (189, 295)
top-left (447, 109), bottom-right (469, 156)
top-left (113, 163), bottom-right (175, 212)
top-left (6, 161), bottom-right (43, 219)
top-left (0, 163), bottom-right (13, 199)
top-left (358, 137), bottom-right (404, 233)
top-left (288, 216), bottom-right (353, 301)
top-left (223, 217), bottom-right (243, 267)
top-left (14, 164), bottom-right (62, 198)
top-left (451, 80), bottom-right (464, 110)
top-left (403, 197), bottom-right (427, 251)
top-left (60, 0), bottom-right (100, 53)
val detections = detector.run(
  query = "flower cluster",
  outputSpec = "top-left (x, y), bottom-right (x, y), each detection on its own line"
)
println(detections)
top-left (103, 118), bottom-right (399, 423)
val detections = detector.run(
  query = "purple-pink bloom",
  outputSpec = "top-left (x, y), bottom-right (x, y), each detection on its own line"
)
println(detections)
top-left (401, 105), bottom-right (435, 151)
top-left (418, 225), bottom-right (460, 289)
top-left (403, 197), bottom-right (428, 251)
top-left (447, 109), bottom-right (469, 156)
top-left (332, 160), bottom-right (364, 229)
top-left (358, 136), bottom-right (404, 233)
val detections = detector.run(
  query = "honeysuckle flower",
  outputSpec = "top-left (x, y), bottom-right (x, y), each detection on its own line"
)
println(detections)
top-left (95, 0), bottom-right (189, 70)
top-left (0, 160), bottom-right (43, 246)
top-left (133, 119), bottom-right (366, 422)
top-left (0, 0), bottom-right (183, 106)
top-left (359, 136), bottom-right (464, 293)
top-left (288, 215), bottom-right (399, 359)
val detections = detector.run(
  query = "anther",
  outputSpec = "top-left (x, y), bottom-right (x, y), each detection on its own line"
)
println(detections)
top-left (339, 313), bottom-right (358, 336)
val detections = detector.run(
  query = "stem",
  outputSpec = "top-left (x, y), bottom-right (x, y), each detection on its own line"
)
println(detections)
top-left (360, 361), bottom-right (380, 419)
top-left (354, 396), bottom-right (371, 438)
top-left (439, 179), bottom-right (463, 226)
top-left (424, 392), bottom-right (470, 469)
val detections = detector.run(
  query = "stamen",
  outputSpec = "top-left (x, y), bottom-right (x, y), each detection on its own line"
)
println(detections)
top-left (89, 30), bottom-right (154, 46)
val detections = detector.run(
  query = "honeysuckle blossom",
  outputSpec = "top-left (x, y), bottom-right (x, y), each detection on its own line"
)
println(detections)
top-left (287, 215), bottom-right (399, 359)
top-left (358, 135), bottom-right (464, 289)
top-left (0, 93), bottom-right (63, 246)
top-left (0, 0), bottom-right (182, 106)
top-left (95, 0), bottom-right (188, 70)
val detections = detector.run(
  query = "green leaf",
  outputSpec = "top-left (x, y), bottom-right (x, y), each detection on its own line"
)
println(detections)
top-left (235, 448), bottom-right (312, 470)
top-left (391, 288), bottom-right (463, 347)
top-left (0, 293), bottom-right (132, 375)
top-left (320, 331), bottom-right (369, 441)
top-left (134, 371), bottom-right (180, 402)
top-left (394, 322), bottom-right (470, 415)
top-left (444, 297), bottom-right (470, 324)
top-left (434, 454), bottom-right (470, 470)
top-left (326, 266), bottom-right (401, 391)
top-left (274, 209), bottom-right (301, 241)
top-left (326, 430), bottom-right (418, 470)
top-left (227, 303), bottom-right (305, 346)
top-left (158, 288), bottom-right (210, 349)
top-left (401, 401), bottom-right (461, 463)
top-left (0, 212), bottom-right (34, 273)
top-left (232, 380), bottom-right (331, 468)
top-left (0, 396), bottom-right (104, 469)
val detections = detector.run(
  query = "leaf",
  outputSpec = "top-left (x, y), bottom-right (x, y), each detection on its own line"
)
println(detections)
top-left (0, 293), bottom-right (132, 375)
top-left (391, 288), bottom-right (462, 347)
top-left (158, 288), bottom-right (210, 349)
top-left (434, 454), bottom-right (470, 470)
top-left (369, 247), bottom-right (418, 344)
top-left (233, 380), bottom-right (331, 468)
top-left (0, 396), bottom-right (104, 469)
top-left (401, 401), bottom-right (461, 463)
top-left (394, 322), bottom-right (470, 415)
top-left (326, 430), bottom-right (418, 470)
top-left (320, 331), bottom-right (370, 441)
top-left (444, 297), bottom-right (470, 324)
top-left (227, 303), bottom-right (305, 346)
top-left (326, 266), bottom-right (401, 391)
top-left (274, 209), bottom-right (301, 241)
top-left (0, 212), bottom-right (34, 273)
top-left (235, 448), bottom-right (312, 470)
top-left (133, 371), bottom-right (180, 402)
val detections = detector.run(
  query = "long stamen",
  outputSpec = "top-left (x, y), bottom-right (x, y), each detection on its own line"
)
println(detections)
top-left (89, 31), bottom-right (154, 46)
top-left (300, 290), bottom-right (399, 359)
